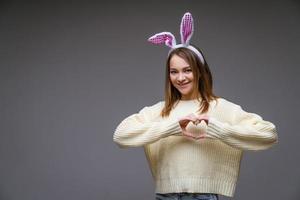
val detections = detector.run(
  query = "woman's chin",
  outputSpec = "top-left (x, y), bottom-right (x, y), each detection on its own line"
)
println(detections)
top-left (178, 88), bottom-right (192, 95)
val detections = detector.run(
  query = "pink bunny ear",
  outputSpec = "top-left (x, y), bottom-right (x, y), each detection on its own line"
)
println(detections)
top-left (180, 12), bottom-right (194, 45)
top-left (148, 32), bottom-right (176, 48)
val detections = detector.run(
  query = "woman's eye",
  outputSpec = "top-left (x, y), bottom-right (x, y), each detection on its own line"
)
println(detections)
top-left (185, 69), bottom-right (192, 72)
top-left (170, 71), bottom-right (177, 74)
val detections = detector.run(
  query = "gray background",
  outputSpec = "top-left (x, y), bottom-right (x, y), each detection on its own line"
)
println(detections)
top-left (0, 0), bottom-right (299, 200)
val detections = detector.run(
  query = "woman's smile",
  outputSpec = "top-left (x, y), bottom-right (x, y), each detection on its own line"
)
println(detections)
top-left (178, 82), bottom-right (191, 88)
top-left (179, 82), bottom-right (190, 86)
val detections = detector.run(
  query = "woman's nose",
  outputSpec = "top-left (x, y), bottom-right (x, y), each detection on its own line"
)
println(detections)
top-left (178, 73), bottom-right (186, 81)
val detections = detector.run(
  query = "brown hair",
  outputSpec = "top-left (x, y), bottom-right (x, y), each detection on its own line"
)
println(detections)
top-left (160, 46), bottom-right (220, 118)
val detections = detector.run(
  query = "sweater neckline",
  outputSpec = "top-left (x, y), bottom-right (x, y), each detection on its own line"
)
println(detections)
top-left (177, 97), bottom-right (202, 103)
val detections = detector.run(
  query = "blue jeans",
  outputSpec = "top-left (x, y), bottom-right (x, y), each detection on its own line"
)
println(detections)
top-left (155, 193), bottom-right (218, 200)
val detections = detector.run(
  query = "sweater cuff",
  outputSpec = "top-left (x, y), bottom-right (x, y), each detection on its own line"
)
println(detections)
top-left (206, 117), bottom-right (228, 140)
top-left (160, 118), bottom-right (182, 137)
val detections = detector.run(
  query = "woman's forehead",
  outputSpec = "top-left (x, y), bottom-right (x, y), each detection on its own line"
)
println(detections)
top-left (169, 55), bottom-right (190, 69)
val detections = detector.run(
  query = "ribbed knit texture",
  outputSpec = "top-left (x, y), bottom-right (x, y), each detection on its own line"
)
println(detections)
top-left (113, 98), bottom-right (278, 197)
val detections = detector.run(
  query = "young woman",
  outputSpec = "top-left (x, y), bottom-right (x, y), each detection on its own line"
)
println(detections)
top-left (113, 12), bottom-right (278, 200)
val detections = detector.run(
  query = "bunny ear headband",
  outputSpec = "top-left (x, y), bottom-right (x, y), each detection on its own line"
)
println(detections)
top-left (148, 12), bottom-right (205, 64)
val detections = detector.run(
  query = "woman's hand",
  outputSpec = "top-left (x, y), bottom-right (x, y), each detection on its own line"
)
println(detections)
top-left (178, 114), bottom-right (209, 140)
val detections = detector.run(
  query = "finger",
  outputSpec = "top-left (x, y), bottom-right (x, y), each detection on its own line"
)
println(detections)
top-left (195, 133), bottom-right (206, 140)
top-left (182, 131), bottom-right (195, 138)
top-left (184, 134), bottom-right (197, 140)
top-left (179, 120), bottom-right (190, 128)
top-left (179, 116), bottom-right (193, 122)
top-left (179, 118), bottom-right (189, 123)
top-left (194, 119), bottom-right (200, 125)
top-left (197, 115), bottom-right (209, 125)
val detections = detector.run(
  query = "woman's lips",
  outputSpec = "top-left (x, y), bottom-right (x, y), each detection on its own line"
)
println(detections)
top-left (178, 82), bottom-right (190, 88)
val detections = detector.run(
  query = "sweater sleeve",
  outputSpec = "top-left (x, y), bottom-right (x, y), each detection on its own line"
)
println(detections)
top-left (206, 104), bottom-right (278, 151)
top-left (113, 102), bottom-right (182, 148)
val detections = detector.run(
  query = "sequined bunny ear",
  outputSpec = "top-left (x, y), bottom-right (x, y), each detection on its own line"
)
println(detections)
top-left (147, 32), bottom-right (176, 48)
top-left (180, 12), bottom-right (194, 45)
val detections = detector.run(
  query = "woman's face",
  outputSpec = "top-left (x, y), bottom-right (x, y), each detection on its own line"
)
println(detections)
top-left (169, 54), bottom-right (196, 100)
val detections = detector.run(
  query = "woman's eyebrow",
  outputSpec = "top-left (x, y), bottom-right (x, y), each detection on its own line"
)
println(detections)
top-left (170, 66), bottom-right (191, 70)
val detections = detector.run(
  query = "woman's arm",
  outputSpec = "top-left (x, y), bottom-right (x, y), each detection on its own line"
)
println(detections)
top-left (113, 102), bottom-right (182, 148)
top-left (206, 105), bottom-right (278, 151)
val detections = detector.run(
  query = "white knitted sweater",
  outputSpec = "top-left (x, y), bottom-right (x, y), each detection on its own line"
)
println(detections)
top-left (113, 97), bottom-right (278, 197)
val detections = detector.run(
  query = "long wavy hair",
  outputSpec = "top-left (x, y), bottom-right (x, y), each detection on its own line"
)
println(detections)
top-left (160, 46), bottom-right (220, 118)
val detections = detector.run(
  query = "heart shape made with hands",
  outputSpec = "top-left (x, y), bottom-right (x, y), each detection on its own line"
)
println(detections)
top-left (178, 114), bottom-right (209, 140)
